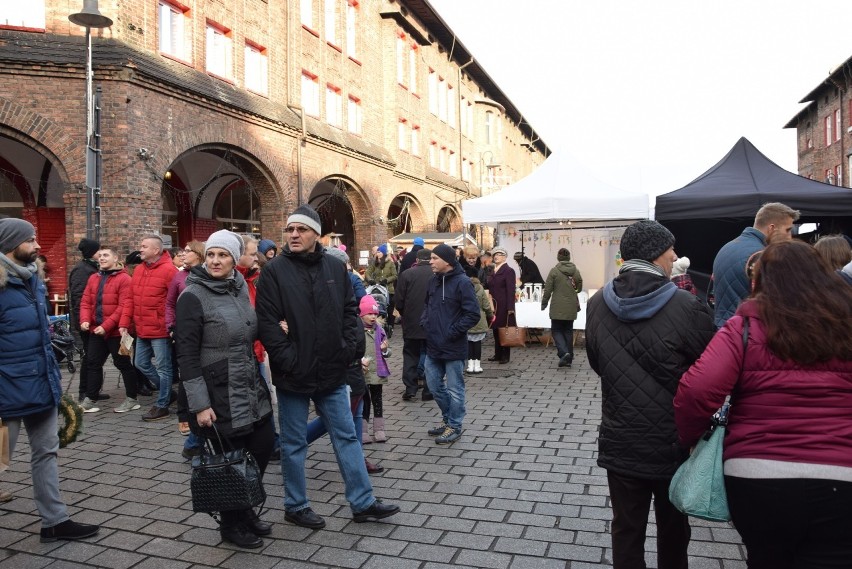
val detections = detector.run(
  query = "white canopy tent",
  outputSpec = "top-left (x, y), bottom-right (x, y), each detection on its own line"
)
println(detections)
top-left (463, 152), bottom-right (650, 291)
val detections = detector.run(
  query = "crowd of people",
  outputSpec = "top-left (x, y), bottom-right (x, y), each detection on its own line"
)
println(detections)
top-left (1, 200), bottom-right (850, 564)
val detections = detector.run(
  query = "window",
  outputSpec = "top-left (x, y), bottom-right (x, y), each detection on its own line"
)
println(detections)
top-left (825, 168), bottom-right (834, 184)
top-left (215, 184), bottom-right (261, 235)
top-left (347, 96), bottom-right (362, 135)
top-left (301, 0), bottom-right (315, 30)
top-left (409, 45), bottom-right (418, 94)
top-left (2, 1), bottom-right (45, 29)
top-left (825, 115), bottom-right (833, 147)
top-left (461, 158), bottom-right (471, 182)
top-left (836, 165), bottom-right (843, 187)
top-left (411, 125), bottom-right (420, 156)
top-left (206, 23), bottom-right (232, 79)
top-left (324, 0), bottom-right (337, 46)
top-left (396, 33), bottom-right (406, 86)
top-left (326, 84), bottom-right (342, 127)
top-left (460, 96), bottom-right (467, 134)
top-left (429, 141), bottom-right (437, 168)
top-left (346, 1), bottom-right (358, 58)
top-left (398, 119), bottom-right (408, 151)
top-left (466, 102), bottom-right (474, 138)
top-left (449, 150), bottom-right (457, 176)
top-left (428, 69), bottom-right (438, 114)
top-left (301, 71), bottom-right (320, 116)
top-left (447, 84), bottom-right (455, 128)
top-left (438, 78), bottom-right (447, 121)
top-left (835, 110), bottom-right (841, 142)
top-left (159, 1), bottom-right (188, 60)
top-left (485, 111), bottom-right (494, 144)
top-left (244, 43), bottom-right (268, 94)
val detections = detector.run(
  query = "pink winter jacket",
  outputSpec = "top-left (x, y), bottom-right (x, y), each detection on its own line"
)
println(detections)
top-left (674, 300), bottom-right (852, 469)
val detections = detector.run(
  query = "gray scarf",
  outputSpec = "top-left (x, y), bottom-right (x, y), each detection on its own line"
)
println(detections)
top-left (0, 253), bottom-right (36, 281)
top-left (619, 259), bottom-right (666, 278)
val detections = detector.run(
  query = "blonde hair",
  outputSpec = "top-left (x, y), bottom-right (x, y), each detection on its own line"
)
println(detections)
top-left (754, 202), bottom-right (800, 229)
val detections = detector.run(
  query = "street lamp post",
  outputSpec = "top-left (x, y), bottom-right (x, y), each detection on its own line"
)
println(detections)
top-left (69, 0), bottom-right (112, 241)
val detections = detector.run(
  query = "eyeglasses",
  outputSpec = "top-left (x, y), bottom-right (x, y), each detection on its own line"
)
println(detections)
top-left (183, 248), bottom-right (193, 253)
top-left (285, 225), bottom-right (311, 234)
top-left (493, 252), bottom-right (506, 257)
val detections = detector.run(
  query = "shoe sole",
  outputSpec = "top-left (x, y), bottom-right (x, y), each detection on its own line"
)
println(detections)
top-left (284, 514), bottom-right (326, 529)
top-left (221, 535), bottom-right (264, 548)
top-left (82, 408), bottom-right (100, 413)
top-left (114, 405), bottom-right (141, 413)
top-left (353, 507), bottom-right (400, 523)
top-left (40, 528), bottom-right (99, 543)
top-left (435, 436), bottom-right (460, 445)
top-left (142, 414), bottom-right (170, 422)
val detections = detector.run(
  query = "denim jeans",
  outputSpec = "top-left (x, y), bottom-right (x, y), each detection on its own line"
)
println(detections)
top-left (550, 319), bottom-right (574, 361)
top-left (424, 356), bottom-right (466, 430)
top-left (134, 337), bottom-right (173, 409)
top-left (278, 385), bottom-right (374, 513)
top-left (6, 408), bottom-right (70, 528)
top-left (306, 395), bottom-right (364, 444)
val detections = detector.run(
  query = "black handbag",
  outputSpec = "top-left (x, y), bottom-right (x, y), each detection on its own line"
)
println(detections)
top-left (190, 425), bottom-right (266, 515)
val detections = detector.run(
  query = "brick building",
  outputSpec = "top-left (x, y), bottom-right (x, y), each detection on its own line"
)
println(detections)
top-left (784, 55), bottom-right (852, 187)
top-left (0, 0), bottom-right (548, 298)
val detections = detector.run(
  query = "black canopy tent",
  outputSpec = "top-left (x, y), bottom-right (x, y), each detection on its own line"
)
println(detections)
top-left (655, 137), bottom-right (852, 293)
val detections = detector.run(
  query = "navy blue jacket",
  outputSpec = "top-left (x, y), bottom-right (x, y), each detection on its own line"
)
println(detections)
top-left (421, 263), bottom-right (480, 361)
top-left (0, 262), bottom-right (63, 418)
top-left (711, 227), bottom-right (766, 327)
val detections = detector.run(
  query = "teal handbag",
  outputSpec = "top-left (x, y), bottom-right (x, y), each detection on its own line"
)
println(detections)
top-left (669, 317), bottom-right (749, 522)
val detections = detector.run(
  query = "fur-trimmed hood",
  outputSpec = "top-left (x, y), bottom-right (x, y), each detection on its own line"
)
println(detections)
top-left (0, 257), bottom-right (46, 290)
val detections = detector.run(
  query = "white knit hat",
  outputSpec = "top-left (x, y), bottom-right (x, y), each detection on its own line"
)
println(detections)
top-left (671, 256), bottom-right (690, 277)
top-left (205, 229), bottom-right (244, 262)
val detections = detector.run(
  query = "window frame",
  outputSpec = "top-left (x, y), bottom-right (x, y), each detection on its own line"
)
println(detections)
top-left (326, 83), bottom-right (343, 127)
top-left (301, 71), bottom-right (320, 117)
top-left (244, 41), bottom-right (268, 95)
top-left (347, 95), bottom-right (363, 135)
top-left (1, 0), bottom-right (46, 30)
top-left (205, 21), bottom-right (233, 80)
top-left (159, 0), bottom-right (189, 61)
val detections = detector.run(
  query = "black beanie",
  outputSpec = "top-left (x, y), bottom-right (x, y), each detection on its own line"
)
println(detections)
top-left (557, 248), bottom-right (571, 262)
top-left (125, 250), bottom-right (142, 266)
top-left (78, 238), bottom-right (100, 259)
top-left (620, 220), bottom-right (675, 262)
top-left (432, 244), bottom-right (456, 265)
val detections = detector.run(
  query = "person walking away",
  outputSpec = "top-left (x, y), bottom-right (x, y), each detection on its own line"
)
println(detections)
top-left (120, 234), bottom-right (178, 421)
top-left (68, 238), bottom-right (100, 402)
top-left (466, 277), bottom-right (493, 374)
top-left (400, 236), bottom-right (425, 273)
top-left (78, 247), bottom-right (138, 413)
top-left (670, 256), bottom-right (697, 295)
top-left (394, 248), bottom-right (434, 401)
top-left (175, 230), bottom-right (275, 549)
top-left (256, 204), bottom-right (399, 529)
top-left (711, 202), bottom-right (799, 328)
top-left (585, 220), bottom-right (715, 569)
top-left (488, 247), bottom-right (517, 364)
top-left (421, 244), bottom-right (480, 445)
top-left (359, 296), bottom-right (391, 442)
top-left (0, 218), bottom-right (100, 543)
top-left (676, 240), bottom-right (852, 569)
top-left (541, 248), bottom-right (583, 368)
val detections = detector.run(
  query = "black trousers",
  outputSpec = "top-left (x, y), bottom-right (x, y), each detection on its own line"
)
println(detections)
top-left (204, 416), bottom-right (275, 527)
top-left (76, 329), bottom-right (91, 398)
top-left (607, 470), bottom-right (690, 569)
top-left (726, 476), bottom-right (852, 569)
top-left (402, 337), bottom-right (425, 394)
top-left (492, 330), bottom-right (511, 361)
top-left (467, 340), bottom-right (482, 360)
top-left (85, 334), bottom-right (137, 399)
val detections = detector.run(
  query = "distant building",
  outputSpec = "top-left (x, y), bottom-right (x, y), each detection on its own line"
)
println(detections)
top-left (0, 0), bottom-right (548, 296)
top-left (784, 56), bottom-right (852, 188)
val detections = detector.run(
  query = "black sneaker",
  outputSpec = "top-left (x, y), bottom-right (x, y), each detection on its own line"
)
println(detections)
top-left (435, 426), bottom-right (462, 445)
top-left (220, 523), bottom-right (263, 548)
top-left (352, 500), bottom-right (400, 523)
top-left (268, 446), bottom-right (281, 464)
top-left (181, 446), bottom-right (203, 461)
top-left (427, 422), bottom-right (448, 436)
top-left (402, 391), bottom-right (416, 401)
top-left (421, 392), bottom-right (434, 402)
top-left (40, 519), bottom-right (100, 543)
top-left (285, 507), bottom-right (326, 529)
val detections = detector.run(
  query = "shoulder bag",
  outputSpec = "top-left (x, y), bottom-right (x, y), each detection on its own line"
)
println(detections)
top-left (190, 424), bottom-right (266, 516)
top-left (668, 317), bottom-right (749, 522)
top-left (497, 310), bottom-right (526, 348)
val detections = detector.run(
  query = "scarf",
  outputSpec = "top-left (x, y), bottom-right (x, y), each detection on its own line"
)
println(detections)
top-left (0, 253), bottom-right (36, 281)
top-left (619, 259), bottom-right (666, 278)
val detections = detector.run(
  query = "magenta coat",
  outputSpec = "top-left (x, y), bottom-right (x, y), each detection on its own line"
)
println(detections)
top-left (675, 300), bottom-right (852, 469)
top-left (488, 263), bottom-right (517, 329)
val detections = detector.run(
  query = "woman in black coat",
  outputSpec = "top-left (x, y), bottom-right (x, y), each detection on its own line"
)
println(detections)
top-left (488, 247), bottom-right (517, 363)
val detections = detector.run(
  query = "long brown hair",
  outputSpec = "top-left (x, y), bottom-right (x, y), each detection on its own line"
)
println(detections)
top-left (752, 240), bottom-right (852, 364)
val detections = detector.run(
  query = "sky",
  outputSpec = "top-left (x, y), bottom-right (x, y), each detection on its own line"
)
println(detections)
top-left (429, 0), bottom-right (852, 199)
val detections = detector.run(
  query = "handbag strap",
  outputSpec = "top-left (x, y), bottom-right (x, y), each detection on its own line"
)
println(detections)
top-left (203, 423), bottom-right (235, 454)
top-left (505, 310), bottom-right (515, 327)
top-left (713, 316), bottom-right (749, 429)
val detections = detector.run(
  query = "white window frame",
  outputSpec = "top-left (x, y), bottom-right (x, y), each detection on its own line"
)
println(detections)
top-left (2, 0), bottom-right (46, 28)
top-left (428, 69), bottom-right (438, 115)
top-left (348, 96), bottom-right (362, 135)
top-left (326, 84), bottom-right (342, 127)
top-left (159, 1), bottom-right (187, 60)
top-left (461, 158), bottom-right (471, 182)
top-left (438, 78), bottom-right (447, 122)
top-left (447, 84), bottom-right (455, 128)
top-left (449, 150), bottom-right (457, 176)
top-left (411, 125), bottom-right (420, 156)
top-left (466, 102), bottom-right (474, 138)
top-left (206, 24), bottom-right (233, 79)
top-left (301, 0), bottom-right (314, 30)
top-left (429, 142), bottom-right (437, 168)
top-left (301, 71), bottom-right (320, 117)
top-left (485, 111), bottom-right (494, 144)
top-left (409, 46), bottom-right (418, 94)
top-left (439, 146), bottom-right (447, 173)
top-left (244, 43), bottom-right (268, 95)
top-left (396, 35), bottom-right (406, 86)
top-left (346, 1), bottom-right (358, 58)
top-left (398, 119), bottom-right (408, 151)
top-left (324, 0), bottom-right (337, 46)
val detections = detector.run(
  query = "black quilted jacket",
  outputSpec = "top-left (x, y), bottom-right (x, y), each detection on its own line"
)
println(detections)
top-left (586, 270), bottom-right (715, 480)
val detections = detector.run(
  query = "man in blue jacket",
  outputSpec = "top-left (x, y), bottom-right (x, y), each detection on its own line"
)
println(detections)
top-left (0, 218), bottom-right (99, 543)
top-left (421, 244), bottom-right (480, 444)
top-left (711, 202), bottom-right (799, 328)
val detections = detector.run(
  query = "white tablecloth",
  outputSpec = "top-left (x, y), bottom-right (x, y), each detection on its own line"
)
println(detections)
top-left (515, 300), bottom-right (587, 330)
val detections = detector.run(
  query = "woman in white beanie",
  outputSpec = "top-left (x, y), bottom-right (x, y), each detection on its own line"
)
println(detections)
top-left (174, 230), bottom-right (274, 549)
top-left (670, 256), bottom-right (697, 295)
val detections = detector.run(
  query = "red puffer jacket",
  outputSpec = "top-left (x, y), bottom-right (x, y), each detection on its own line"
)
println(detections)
top-left (236, 264), bottom-right (265, 362)
top-left (675, 300), bottom-right (852, 469)
top-left (120, 253), bottom-right (177, 338)
top-left (80, 268), bottom-right (132, 338)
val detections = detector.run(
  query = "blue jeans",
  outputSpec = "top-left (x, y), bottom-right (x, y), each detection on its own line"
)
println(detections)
top-left (550, 319), bottom-right (574, 361)
top-left (424, 356), bottom-right (466, 430)
top-left (306, 395), bottom-right (363, 444)
top-left (6, 408), bottom-right (69, 528)
top-left (278, 385), bottom-right (374, 513)
top-left (134, 337), bottom-right (173, 409)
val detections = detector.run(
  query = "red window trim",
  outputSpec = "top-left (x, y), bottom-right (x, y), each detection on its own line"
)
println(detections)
top-left (245, 39), bottom-right (266, 52)
top-left (0, 25), bottom-right (46, 33)
top-left (302, 24), bottom-right (320, 37)
top-left (161, 0), bottom-right (190, 12)
top-left (206, 19), bottom-right (231, 34)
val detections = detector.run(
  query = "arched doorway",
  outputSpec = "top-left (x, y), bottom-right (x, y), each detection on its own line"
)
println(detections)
top-left (436, 205), bottom-right (461, 233)
top-left (387, 195), bottom-right (414, 236)
top-left (309, 176), bottom-right (358, 252)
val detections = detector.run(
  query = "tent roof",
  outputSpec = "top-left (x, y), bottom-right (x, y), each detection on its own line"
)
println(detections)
top-left (655, 137), bottom-right (852, 221)
top-left (462, 152), bottom-right (649, 224)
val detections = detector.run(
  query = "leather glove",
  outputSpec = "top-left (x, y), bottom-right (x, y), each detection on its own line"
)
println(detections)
top-left (367, 279), bottom-right (376, 286)
top-left (380, 279), bottom-right (388, 286)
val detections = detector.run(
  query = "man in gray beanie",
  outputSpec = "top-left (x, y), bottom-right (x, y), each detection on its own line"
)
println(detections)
top-left (584, 219), bottom-right (714, 568)
top-left (0, 218), bottom-right (100, 542)
top-left (257, 204), bottom-right (399, 528)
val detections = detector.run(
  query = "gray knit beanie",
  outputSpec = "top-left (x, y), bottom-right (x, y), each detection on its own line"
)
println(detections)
top-left (620, 220), bottom-right (675, 262)
top-left (0, 218), bottom-right (35, 254)
top-left (205, 229), bottom-right (244, 262)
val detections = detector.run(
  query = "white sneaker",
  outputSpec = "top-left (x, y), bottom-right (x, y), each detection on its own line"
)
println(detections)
top-left (473, 360), bottom-right (482, 373)
top-left (80, 397), bottom-right (100, 413)
top-left (114, 398), bottom-right (141, 413)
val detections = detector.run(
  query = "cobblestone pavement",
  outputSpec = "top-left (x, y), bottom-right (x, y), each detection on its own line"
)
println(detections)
top-left (0, 333), bottom-right (745, 568)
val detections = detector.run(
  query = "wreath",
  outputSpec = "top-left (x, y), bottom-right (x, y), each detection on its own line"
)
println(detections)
top-left (57, 394), bottom-right (83, 449)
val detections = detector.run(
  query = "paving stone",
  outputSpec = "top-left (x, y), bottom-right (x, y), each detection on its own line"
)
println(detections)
top-left (547, 542), bottom-right (605, 563)
top-left (454, 548), bottom-right (512, 569)
top-left (84, 547), bottom-right (147, 569)
top-left (309, 546), bottom-right (369, 568)
top-left (507, 556), bottom-right (567, 569)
